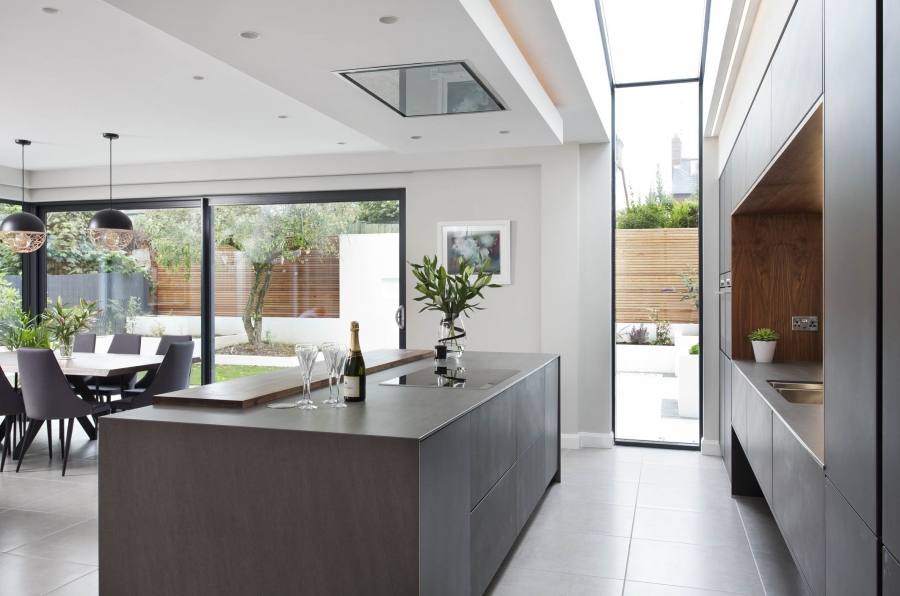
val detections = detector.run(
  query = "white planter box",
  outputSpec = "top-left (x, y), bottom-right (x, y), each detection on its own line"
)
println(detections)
top-left (616, 344), bottom-right (677, 374)
top-left (677, 354), bottom-right (700, 418)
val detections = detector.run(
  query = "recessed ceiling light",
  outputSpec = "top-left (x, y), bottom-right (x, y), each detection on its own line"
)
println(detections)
top-left (410, 135), bottom-right (422, 140)
top-left (41, 7), bottom-right (59, 14)
top-left (499, 130), bottom-right (510, 134)
top-left (337, 141), bottom-right (346, 145)
top-left (277, 115), bottom-right (289, 119)
top-left (193, 75), bottom-right (206, 81)
top-left (378, 16), bottom-right (399, 24)
top-left (240, 31), bottom-right (260, 39)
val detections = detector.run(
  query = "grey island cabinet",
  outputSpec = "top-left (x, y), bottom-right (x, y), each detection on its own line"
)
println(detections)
top-left (99, 351), bottom-right (560, 596)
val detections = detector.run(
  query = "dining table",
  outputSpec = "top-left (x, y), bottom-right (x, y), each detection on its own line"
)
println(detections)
top-left (0, 350), bottom-right (200, 440)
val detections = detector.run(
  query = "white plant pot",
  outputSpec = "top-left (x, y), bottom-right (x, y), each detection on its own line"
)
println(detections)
top-left (751, 340), bottom-right (777, 363)
top-left (677, 354), bottom-right (700, 418)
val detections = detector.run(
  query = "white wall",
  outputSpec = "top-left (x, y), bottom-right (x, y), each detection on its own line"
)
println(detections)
top-left (701, 137), bottom-right (721, 454)
top-left (27, 144), bottom-right (612, 440)
top-left (405, 166), bottom-right (542, 353)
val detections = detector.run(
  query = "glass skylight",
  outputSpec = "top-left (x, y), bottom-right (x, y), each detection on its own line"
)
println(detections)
top-left (340, 62), bottom-right (503, 117)
top-left (601, 0), bottom-right (708, 84)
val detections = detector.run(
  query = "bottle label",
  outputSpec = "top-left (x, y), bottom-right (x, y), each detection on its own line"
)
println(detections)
top-left (344, 376), bottom-right (361, 398)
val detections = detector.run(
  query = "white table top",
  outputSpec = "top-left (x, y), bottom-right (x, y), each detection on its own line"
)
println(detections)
top-left (0, 350), bottom-right (197, 377)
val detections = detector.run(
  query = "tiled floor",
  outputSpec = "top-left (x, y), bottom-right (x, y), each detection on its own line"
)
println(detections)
top-left (0, 433), bottom-right (806, 595)
top-left (489, 447), bottom-right (810, 596)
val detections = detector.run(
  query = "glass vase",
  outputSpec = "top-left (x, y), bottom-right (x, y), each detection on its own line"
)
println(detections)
top-left (438, 315), bottom-right (466, 358)
top-left (58, 338), bottom-right (74, 359)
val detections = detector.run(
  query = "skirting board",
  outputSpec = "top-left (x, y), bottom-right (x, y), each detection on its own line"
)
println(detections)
top-left (561, 432), bottom-right (615, 449)
top-left (700, 438), bottom-right (721, 456)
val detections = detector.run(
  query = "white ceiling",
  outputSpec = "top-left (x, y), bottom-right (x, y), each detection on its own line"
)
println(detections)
top-left (1, 0), bottom-right (609, 171)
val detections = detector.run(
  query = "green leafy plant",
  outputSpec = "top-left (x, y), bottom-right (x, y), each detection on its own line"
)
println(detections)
top-left (99, 296), bottom-right (143, 334)
top-left (689, 343), bottom-right (700, 355)
top-left (410, 255), bottom-right (499, 321)
top-left (647, 307), bottom-right (673, 346)
top-left (679, 268), bottom-right (700, 310)
top-left (0, 308), bottom-right (51, 350)
top-left (42, 297), bottom-right (101, 352)
top-left (748, 327), bottom-right (780, 342)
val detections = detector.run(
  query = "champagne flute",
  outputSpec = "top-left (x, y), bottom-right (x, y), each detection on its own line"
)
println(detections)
top-left (296, 343), bottom-right (319, 410)
top-left (331, 345), bottom-right (349, 408)
top-left (320, 342), bottom-right (339, 405)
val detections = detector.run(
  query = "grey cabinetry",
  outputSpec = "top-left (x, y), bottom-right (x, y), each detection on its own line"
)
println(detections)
top-left (744, 71), bottom-right (772, 190)
top-left (731, 130), bottom-right (748, 209)
top-left (719, 170), bottom-right (731, 274)
top-left (514, 368), bottom-right (546, 533)
top-left (719, 352), bottom-right (732, 478)
top-left (825, 480), bottom-right (877, 596)
top-left (886, 548), bottom-right (900, 596)
top-left (470, 468), bottom-right (517, 596)
top-left (883, 0), bottom-right (900, 558)
top-left (824, 0), bottom-right (879, 532)
top-left (731, 363), bottom-right (748, 447)
top-left (772, 418), bottom-right (825, 596)
top-left (745, 390), bottom-right (772, 502)
top-left (469, 384), bottom-right (516, 509)
top-left (771, 0), bottom-right (823, 152)
top-left (544, 359), bottom-right (559, 484)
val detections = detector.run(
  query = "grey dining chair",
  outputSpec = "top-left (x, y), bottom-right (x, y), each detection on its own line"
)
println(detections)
top-left (111, 342), bottom-right (194, 412)
top-left (16, 348), bottom-right (111, 475)
top-left (73, 333), bottom-right (97, 353)
top-left (0, 366), bottom-right (25, 472)
top-left (133, 335), bottom-right (192, 390)
top-left (88, 333), bottom-right (142, 401)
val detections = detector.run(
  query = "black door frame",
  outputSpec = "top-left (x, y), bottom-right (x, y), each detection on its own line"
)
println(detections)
top-left (599, 0), bottom-right (711, 450)
top-left (34, 188), bottom-right (407, 384)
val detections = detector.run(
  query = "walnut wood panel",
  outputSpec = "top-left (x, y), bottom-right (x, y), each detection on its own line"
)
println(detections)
top-left (731, 213), bottom-right (822, 361)
top-left (735, 104), bottom-right (823, 216)
top-left (155, 349), bottom-right (433, 408)
top-left (615, 228), bottom-right (699, 324)
top-left (154, 246), bottom-right (339, 318)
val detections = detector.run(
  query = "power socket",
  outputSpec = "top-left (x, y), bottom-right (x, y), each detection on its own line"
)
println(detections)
top-left (791, 316), bottom-right (819, 331)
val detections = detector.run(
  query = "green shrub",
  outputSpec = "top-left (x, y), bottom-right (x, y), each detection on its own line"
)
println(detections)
top-left (689, 344), bottom-right (700, 355)
top-left (748, 328), bottom-right (780, 342)
top-left (616, 198), bottom-right (700, 229)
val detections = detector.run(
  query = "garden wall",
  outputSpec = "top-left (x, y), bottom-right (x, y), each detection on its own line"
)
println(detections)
top-left (615, 228), bottom-right (699, 324)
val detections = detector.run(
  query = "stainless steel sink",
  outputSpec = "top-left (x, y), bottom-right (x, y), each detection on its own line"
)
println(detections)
top-left (768, 381), bottom-right (824, 404)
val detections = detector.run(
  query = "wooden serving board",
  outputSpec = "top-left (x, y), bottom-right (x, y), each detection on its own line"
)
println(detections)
top-left (154, 349), bottom-right (432, 408)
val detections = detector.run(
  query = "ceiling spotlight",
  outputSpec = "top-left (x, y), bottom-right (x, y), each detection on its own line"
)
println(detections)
top-left (240, 31), bottom-right (260, 39)
top-left (499, 130), bottom-right (510, 134)
top-left (337, 141), bottom-right (346, 145)
top-left (277, 115), bottom-right (288, 119)
top-left (41, 7), bottom-right (59, 14)
top-left (193, 75), bottom-right (206, 81)
top-left (378, 16), bottom-right (399, 24)
top-left (410, 135), bottom-right (422, 140)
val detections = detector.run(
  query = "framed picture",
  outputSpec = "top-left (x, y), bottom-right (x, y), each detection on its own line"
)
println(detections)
top-left (437, 220), bottom-right (511, 285)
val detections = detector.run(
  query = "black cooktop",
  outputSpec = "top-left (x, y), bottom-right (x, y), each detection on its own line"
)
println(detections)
top-left (380, 367), bottom-right (519, 390)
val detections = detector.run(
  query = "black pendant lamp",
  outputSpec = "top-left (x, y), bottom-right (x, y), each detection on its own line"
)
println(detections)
top-left (0, 139), bottom-right (47, 254)
top-left (88, 132), bottom-right (133, 250)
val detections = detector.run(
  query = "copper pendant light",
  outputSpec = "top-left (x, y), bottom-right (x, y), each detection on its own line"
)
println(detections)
top-left (0, 139), bottom-right (47, 254)
top-left (88, 132), bottom-right (133, 250)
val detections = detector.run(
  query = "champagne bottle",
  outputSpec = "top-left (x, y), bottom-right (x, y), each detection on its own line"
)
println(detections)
top-left (343, 321), bottom-right (366, 402)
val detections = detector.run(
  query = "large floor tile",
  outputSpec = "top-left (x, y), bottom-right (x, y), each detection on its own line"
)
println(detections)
top-left (636, 480), bottom-right (738, 514)
top-left (19, 482), bottom-right (99, 519)
top-left (528, 497), bottom-right (635, 538)
top-left (623, 580), bottom-right (734, 595)
top-left (10, 519), bottom-right (98, 566)
top-left (562, 453), bottom-right (643, 484)
top-left (508, 527), bottom-right (630, 579)
top-left (0, 509), bottom-right (86, 553)
top-left (549, 479), bottom-right (640, 508)
top-left (0, 552), bottom-right (95, 596)
top-left (489, 566), bottom-right (623, 596)
top-left (626, 539), bottom-right (763, 595)
top-left (0, 476), bottom-right (70, 510)
top-left (639, 463), bottom-right (730, 490)
top-left (46, 569), bottom-right (99, 596)
top-left (631, 506), bottom-right (747, 547)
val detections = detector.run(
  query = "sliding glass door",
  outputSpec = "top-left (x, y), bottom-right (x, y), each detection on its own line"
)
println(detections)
top-left (614, 82), bottom-right (701, 445)
top-left (0, 202), bottom-right (23, 328)
top-left (210, 195), bottom-right (403, 381)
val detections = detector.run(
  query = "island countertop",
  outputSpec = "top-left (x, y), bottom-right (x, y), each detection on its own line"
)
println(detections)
top-left (108, 351), bottom-right (558, 441)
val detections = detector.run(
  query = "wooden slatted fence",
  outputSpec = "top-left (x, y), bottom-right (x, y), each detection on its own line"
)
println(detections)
top-left (153, 246), bottom-right (339, 318)
top-left (616, 228), bottom-right (699, 324)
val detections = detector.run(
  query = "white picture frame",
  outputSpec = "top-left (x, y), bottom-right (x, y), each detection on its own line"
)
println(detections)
top-left (437, 220), bottom-right (511, 285)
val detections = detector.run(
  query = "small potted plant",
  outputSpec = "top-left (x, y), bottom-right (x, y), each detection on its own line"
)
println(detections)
top-left (42, 297), bottom-right (101, 359)
top-left (410, 255), bottom-right (499, 357)
top-left (748, 327), bottom-right (780, 363)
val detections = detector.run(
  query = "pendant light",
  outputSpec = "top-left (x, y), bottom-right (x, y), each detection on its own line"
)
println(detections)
top-left (0, 139), bottom-right (47, 254)
top-left (88, 132), bottom-right (133, 250)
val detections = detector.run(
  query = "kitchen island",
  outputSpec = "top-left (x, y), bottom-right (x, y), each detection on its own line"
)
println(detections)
top-left (99, 351), bottom-right (560, 596)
